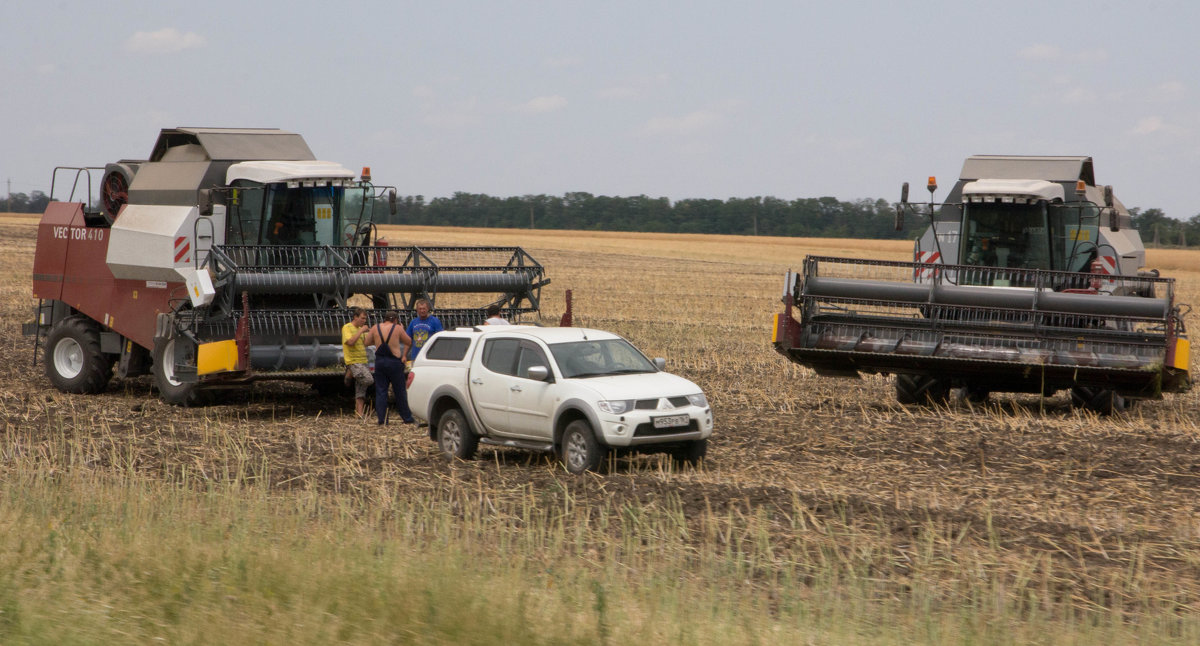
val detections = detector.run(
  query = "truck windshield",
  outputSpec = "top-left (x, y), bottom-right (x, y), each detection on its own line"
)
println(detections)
top-left (550, 339), bottom-right (656, 378)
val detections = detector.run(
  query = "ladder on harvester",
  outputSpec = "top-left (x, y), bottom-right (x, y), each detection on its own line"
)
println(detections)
top-left (26, 299), bottom-right (57, 367)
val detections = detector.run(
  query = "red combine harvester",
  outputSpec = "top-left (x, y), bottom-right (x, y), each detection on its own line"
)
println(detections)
top-left (24, 128), bottom-right (548, 404)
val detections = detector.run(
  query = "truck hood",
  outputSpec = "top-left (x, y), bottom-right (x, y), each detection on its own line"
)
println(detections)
top-left (570, 371), bottom-right (703, 400)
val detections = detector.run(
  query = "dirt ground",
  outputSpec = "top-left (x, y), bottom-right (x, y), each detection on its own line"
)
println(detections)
top-left (4, 217), bottom-right (1200, 605)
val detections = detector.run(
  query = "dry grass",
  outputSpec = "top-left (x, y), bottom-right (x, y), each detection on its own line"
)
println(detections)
top-left (3, 216), bottom-right (1200, 642)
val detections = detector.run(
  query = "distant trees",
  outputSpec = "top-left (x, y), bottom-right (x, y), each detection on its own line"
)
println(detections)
top-left (0, 191), bottom-right (52, 213)
top-left (1130, 208), bottom-right (1200, 247)
top-left (374, 192), bottom-right (929, 240)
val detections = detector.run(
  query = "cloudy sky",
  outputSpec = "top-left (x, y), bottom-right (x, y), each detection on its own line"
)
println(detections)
top-left (3, 0), bottom-right (1198, 220)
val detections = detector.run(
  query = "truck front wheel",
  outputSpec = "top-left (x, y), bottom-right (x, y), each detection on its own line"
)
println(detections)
top-left (561, 420), bottom-right (607, 474)
top-left (45, 316), bottom-right (112, 394)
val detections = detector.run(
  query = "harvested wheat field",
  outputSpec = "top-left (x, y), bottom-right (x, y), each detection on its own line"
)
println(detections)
top-left (2, 213), bottom-right (1200, 643)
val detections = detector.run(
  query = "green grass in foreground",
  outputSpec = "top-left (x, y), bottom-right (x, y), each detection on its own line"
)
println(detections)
top-left (0, 470), bottom-right (1196, 645)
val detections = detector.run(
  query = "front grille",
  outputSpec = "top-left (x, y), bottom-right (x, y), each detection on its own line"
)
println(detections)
top-left (634, 396), bottom-right (690, 410)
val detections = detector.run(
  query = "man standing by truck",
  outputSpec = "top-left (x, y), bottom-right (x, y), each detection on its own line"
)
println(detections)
top-left (368, 311), bottom-right (414, 425)
top-left (406, 298), bottom-right (444, 363)
top-left (341, 307), bottom-right (374, 418)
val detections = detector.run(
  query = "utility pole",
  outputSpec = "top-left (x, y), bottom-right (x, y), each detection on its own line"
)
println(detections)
top-left (5, 178), bottom-right (10, 211)
top-left (530, 205), bottom-right (535, 229)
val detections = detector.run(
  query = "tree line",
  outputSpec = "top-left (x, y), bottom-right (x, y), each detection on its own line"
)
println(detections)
top-left (377, 192), bottom-right (1200, 245)
top-left (5, 187), bottom-right (1198, 245)
top-left (380, 192), bottom-right (920, 239)
top-left (1129, 208), bottom-right (1200, 248)
top-left (0, 191), bottom-right (52, 214)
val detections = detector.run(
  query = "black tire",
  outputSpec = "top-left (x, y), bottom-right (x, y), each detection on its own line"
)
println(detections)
top-left (1070, 387), bottom-right (1128, 416)
top-left (312, 378), bottom-right (351, 397)
top-left (895, 374), bottom-right (951, 405)
top-left (961, 385), bottom-right (990, 404)
top-left (152, 337), bottom-right (203, 406)
top-left (670, 438), bottom-right (708, 468)
top-left (561, 419), bottom-right (607, 474)
top-left (44, 316), bottom-right (113, 394)
top-left (437, 408), bottom-right (478, 460)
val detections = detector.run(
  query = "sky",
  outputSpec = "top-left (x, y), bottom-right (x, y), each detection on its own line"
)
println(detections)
top-left (3, 0), bottom-right (1199, 220)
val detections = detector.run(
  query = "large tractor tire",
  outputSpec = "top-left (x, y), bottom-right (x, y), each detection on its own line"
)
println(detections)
top-left (44, 316), bottom-right (113, 394)
top-left (1070, 387), bottom-right (1130, 416)
top-left (895, 374), bottom-right (951, 406)
top-left (152, 337), bottom-right (203, 406)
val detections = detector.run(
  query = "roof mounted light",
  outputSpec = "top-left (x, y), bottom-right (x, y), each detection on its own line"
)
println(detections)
top-left (361, 166), bottom-right (372, 182)
top-left (1075, 179), bottom-right (1087, 196)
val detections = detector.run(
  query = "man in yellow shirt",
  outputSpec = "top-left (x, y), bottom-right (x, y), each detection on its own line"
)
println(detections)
top-left (342, 307), bottom-right (374, 417)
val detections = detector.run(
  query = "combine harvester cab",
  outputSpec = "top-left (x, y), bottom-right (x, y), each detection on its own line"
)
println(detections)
top-left (773, 156), bottom-right (1190, 414)
top-left (27, 128), bottom-right (548, 404)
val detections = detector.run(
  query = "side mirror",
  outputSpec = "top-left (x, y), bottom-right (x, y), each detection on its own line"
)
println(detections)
top-left (653, 357), bottom-right (666, 371)
top-left (389, 189), bottom-right (398, 216)
top-left (895, 182), bottom-right (908, 231)
top-left (525, 365), bottom-right (549, 381)
top-left (1105, 185), bottom-right (1118, 231)
top-left (198, 189), bottom-right (213, 216)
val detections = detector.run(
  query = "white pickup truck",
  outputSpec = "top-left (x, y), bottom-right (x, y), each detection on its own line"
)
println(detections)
top-left (407, 326), bottom-right (714, 473)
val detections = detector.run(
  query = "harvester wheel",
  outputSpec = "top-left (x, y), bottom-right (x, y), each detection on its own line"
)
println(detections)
top-left (895, 374), bottom-right (951, 406)
top-left (561, 420), bottom-right (607, 474)
top-left (437, 408), bottom-right (478, 460)
top-left (44, 316), bottom-right (113, 394)
top-left (1069, 387), bottom-right (1129, 416)
top-left (152, 337), bottom-right (202, 406)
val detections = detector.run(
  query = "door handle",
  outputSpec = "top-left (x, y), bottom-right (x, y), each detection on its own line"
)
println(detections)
top-left (510, 385), bottom-right (523, 392)
top-left (471, 378), bottom-right (484, 385)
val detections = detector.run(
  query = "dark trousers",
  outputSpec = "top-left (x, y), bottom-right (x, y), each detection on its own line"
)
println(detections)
top-left (374, 356), bottom-right (413, 424)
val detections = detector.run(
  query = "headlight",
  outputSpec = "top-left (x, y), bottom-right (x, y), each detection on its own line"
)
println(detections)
top-left (686, 393), bottom-right (708, 407)
top-left (597, 399), bottom-right (635, 414)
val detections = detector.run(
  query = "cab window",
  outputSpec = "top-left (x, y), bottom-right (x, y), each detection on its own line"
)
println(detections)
top-left (516, 341), bottom-right (551, 380)
top-left (481, 338), bottom-right (520, 375)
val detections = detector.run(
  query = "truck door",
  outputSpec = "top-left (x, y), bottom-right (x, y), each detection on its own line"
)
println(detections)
top-left (506, 340), bottom-right (556, 438)
top-left (468, 337), bottom-right (519, 434)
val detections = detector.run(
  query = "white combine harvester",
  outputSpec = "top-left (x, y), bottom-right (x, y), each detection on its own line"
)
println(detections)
top-left (774, 155), bottom-right (1190, 414)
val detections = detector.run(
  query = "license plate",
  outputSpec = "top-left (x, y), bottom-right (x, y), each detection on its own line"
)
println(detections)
top-left (652, 414), bottom-right (689, 429)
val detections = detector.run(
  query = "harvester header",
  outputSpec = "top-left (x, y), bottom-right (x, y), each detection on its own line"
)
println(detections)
top-left (774, 155), bottom-right (1190, 414)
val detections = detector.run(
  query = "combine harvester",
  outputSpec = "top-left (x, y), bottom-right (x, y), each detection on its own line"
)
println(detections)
top-left (773, 156), bottom-right (1190, 414)
top-left (25, 128), bottom-right (548, 404)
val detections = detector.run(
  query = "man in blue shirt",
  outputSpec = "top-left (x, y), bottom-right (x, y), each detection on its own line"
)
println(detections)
top-left (406, 298), bottom-right (444, 361)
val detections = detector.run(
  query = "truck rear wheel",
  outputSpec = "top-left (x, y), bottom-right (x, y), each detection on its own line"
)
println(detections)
top-left (153, 337), bottom-right (202, 406)
top-left (561, 420), bottom-right (607, 474)
top-left (437, 408), bottom-right (478, 460)
top-left (895, 374), bottom-right (950, 406)
top-left (44, 316), bottom-right (112, 394)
